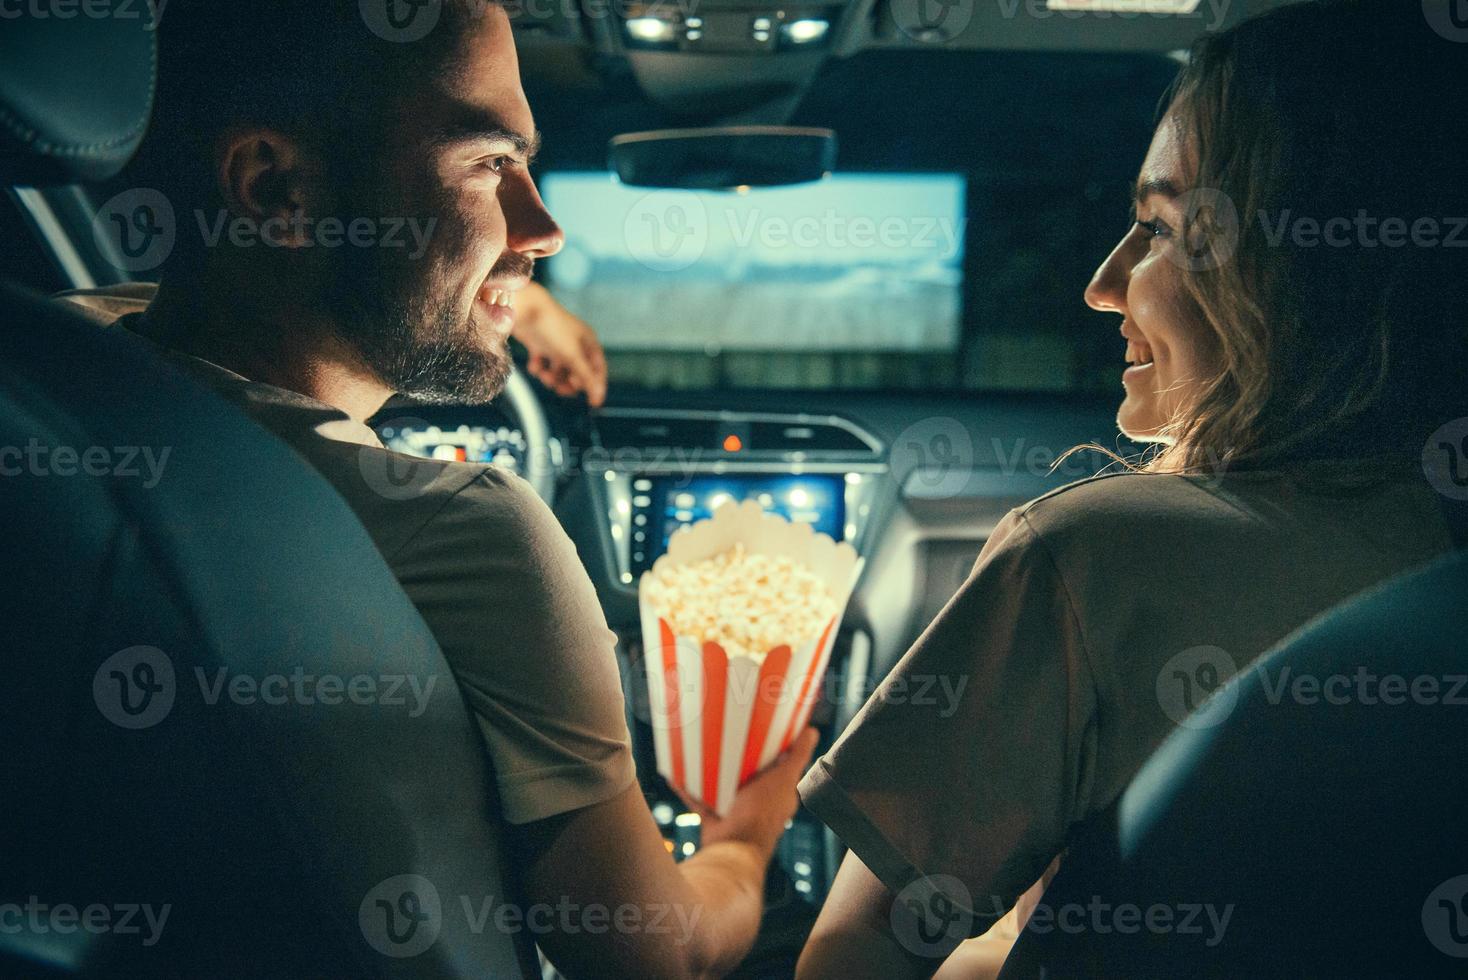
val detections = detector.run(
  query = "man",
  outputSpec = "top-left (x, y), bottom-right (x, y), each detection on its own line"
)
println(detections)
top-left (114, 3), bottom-right (816, 977)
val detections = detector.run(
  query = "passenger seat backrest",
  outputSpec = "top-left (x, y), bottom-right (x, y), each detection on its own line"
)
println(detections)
top-left (998, 546), bottom-right (1468, 979)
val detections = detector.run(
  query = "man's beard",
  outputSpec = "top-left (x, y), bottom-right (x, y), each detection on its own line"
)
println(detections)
top-left (329, 249), bottom-right (523, 406)
top-left (351, 298), bottom-right (511, 406)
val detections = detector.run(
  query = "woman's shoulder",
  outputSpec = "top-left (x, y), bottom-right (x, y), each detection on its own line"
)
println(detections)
top-left (1013, 471), bottom-right (1249, 537)
top-left (1005, 461), bottom-right (1437, 566)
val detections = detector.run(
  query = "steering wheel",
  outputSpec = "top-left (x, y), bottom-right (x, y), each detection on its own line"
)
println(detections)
top-left (498, 366), bottom-right (557, 503)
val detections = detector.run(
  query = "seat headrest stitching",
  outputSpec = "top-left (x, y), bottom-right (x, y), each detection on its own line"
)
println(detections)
top-left (0, 32), bottom-right (156, 163)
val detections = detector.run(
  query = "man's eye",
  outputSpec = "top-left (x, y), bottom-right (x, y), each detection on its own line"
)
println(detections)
top-left (483, 155), bottom-right (518, 175)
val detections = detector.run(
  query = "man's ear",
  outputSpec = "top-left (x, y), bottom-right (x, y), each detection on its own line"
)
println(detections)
top-left (214, 128), bottom-right (319, 248)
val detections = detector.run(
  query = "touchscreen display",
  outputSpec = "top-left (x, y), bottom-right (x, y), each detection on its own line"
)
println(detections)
top-left (630, 474), bottom-right (846, 574)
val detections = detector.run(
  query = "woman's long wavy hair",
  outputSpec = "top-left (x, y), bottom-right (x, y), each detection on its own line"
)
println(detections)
top-left (1121, 0), bottom-right (1467, 475)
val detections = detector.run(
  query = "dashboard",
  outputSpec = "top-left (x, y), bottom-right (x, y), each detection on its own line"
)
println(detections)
top-left (377, 412), bottom-right (537, 478)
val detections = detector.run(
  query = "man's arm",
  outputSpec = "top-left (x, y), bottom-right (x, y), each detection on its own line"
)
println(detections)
top-left (508, 729), bottom-right (818, 980)
top-left (511, 282), bottom-right (607, 407)
top-left (798, 852), bottom-right (955, 980)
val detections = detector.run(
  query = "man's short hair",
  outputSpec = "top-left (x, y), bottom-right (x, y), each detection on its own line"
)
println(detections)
top-left (135, 0), bottom-right (490, 266)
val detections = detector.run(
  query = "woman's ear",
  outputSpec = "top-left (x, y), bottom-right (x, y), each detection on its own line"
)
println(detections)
top-left (213, 128), bottom-right (318, 248)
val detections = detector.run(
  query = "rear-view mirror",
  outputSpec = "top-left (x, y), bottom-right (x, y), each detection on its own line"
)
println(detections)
top-left (608, 126), bottom-right (838, 190)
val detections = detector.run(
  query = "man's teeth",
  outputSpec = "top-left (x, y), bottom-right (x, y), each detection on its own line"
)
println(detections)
top-left (484, 288), bottom-right (514, 309)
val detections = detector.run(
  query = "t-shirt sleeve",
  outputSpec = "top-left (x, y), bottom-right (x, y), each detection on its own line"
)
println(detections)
top-left (798, 508), bottom-right (1099, 927)
top-left (390, 469), bottom-right (636, 825)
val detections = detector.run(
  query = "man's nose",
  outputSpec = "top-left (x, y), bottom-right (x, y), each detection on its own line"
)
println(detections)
top-left (1085, 237), bottom-right (1130, 313)
top-left (504, 176), bottom-right (564, 260)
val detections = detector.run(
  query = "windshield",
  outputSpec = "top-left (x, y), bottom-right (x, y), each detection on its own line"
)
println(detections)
top-left (542, 171), bottom-right (968, 393)
top-left (543, 170), bottom-right (964, 350)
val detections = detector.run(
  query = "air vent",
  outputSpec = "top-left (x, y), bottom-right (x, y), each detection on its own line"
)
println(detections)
top-left (594, 409), bottom-right (881, 457)
top-left (595, 415), bottom-right (721, 450)
top-left (747, 421), bottom-right (873, 453)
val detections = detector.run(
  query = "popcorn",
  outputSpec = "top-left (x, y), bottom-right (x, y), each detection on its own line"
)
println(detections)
top-left (641, 544), bottom-right (839, 663)
top-left (639, 501), bottom-right (862, 815)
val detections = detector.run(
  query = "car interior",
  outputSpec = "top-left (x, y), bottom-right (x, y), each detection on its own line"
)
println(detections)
top-left (3, 1), bottom-right (1465, 977)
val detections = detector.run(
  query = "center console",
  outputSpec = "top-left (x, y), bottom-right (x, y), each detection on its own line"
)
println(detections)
top-left (563, 408), bottom-right (889, 913)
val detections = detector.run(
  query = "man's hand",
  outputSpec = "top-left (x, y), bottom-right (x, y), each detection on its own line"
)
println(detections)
top-left (678, 728), bottom-right (820, 859)
top-left (512, 281), bottom-right (608, 407)
top-left (510, 727), bottom-right (819, 979)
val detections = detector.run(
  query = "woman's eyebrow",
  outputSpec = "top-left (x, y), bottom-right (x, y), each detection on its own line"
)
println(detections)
top-left (1134, 178), bottom-right (1181, 205)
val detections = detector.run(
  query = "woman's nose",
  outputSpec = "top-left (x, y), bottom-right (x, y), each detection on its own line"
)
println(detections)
top-left (1085, 237), bottom-right (1131, 314)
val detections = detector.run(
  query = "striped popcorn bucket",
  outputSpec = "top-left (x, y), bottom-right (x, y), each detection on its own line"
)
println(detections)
top-left (639, 500), bottom-right (862, 816)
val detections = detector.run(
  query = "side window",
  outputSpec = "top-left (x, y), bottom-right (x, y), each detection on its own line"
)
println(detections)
top-left (1, 189), bottom-right (68, 295)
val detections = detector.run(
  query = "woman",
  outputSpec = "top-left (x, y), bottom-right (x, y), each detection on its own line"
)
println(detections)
top-left (796, 2), bottom-right (1467, 977)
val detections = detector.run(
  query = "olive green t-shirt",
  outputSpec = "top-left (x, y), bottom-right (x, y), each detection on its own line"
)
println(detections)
top-left (105, 310), bottom-right (636, 826)
top-left (799, 467), bottom-right (1451, 928)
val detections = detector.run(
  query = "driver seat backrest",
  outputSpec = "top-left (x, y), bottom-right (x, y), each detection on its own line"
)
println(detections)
top-left (998, 546), bottom-right (1468, 979)
top-left (1, 11), bottom-right (535, 979)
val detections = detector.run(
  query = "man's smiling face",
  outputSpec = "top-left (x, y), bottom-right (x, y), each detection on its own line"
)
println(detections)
top-left (331, 4), bottom-right (564, 404)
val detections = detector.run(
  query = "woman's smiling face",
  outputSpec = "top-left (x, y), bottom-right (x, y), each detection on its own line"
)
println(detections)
top-left (1085, 114), bottom-right (1221, 442)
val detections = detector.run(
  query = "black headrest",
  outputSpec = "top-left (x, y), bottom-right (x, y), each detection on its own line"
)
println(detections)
top-left (0, 3), bottom-right (156, 185)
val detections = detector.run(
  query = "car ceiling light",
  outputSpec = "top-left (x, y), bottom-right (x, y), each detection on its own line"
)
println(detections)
top-left (781, 18), bottom-right (830, 44)
top-left (625, 16), bottom-right (677, 43)
top-left (1047, 0), bottom-right (1201, 11)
